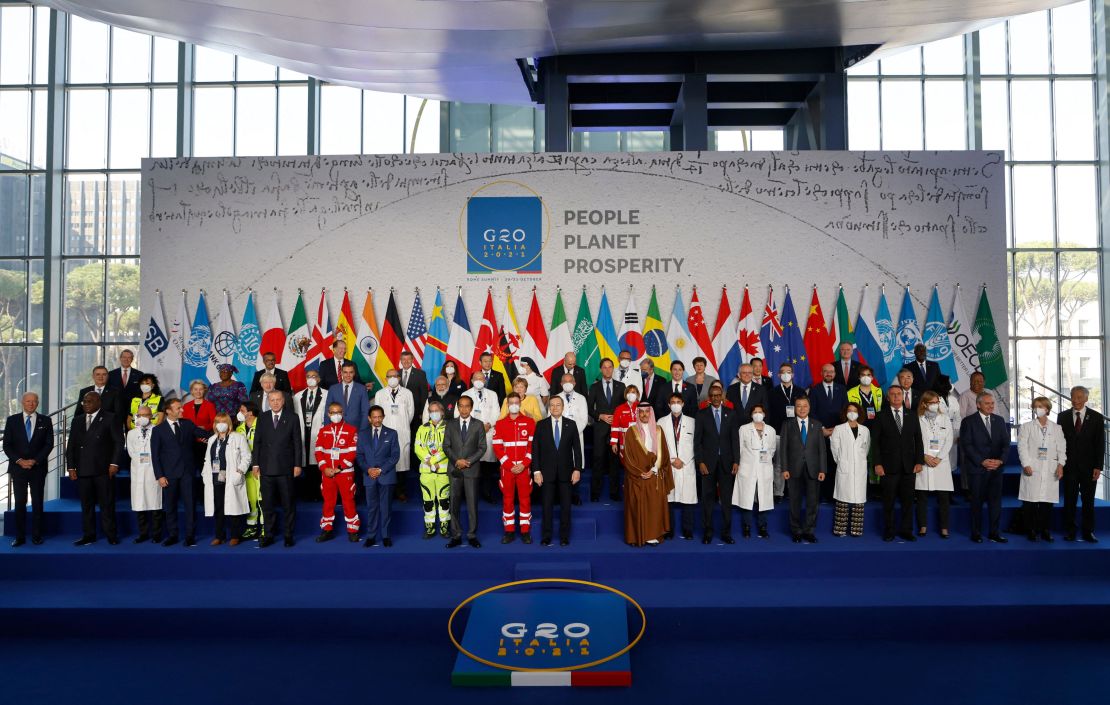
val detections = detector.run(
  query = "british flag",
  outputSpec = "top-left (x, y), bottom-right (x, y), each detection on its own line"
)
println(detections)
top-left (403, 290), bottom-right (428, 367)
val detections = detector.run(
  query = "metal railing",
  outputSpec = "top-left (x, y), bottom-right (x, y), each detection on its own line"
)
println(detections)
top-left (1, 402), bottom-right (79, 511)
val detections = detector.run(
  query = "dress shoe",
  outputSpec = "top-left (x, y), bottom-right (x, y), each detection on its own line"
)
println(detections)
top-left (1064, 533), bottom-right (1077, 542)
top-left (541, 537), bottom-right (552, 546)
top-left (1041, 531), bottom-right (1054, 543)
top-left (10, 538), bottom-right (25, 548)
top-left (31, 536), bottom-right (43, 545)
top-left (184, 536), bottom-right (196, 547)
top-left (883, 535), bottom-right (895, 543)
top-left (792, 534), bottom-right (803, 544)
top-left (501, 532), bottom-right (516, 544)
top-left (682, 531), bottom-right (693, 540)
top-left (162, 536), bottom-right (179, 547)
top-left (107, 537), bottom-right (120, 545)
top-left (228, 538), bottom-right (240, 546)
top-left (803, 533), bottom-right (818, 544)
top-left (133, 535), bottom-right (149, 544)
top-left (396, 492), bottom-right (408, 503)
top-left (560, 539), bottom-right (569, 547)
top-left (348, 533), bottom-right (361, 543)
top-left (1027, 532), bottom-right (1039, 543)
top-left (1083, 532), bottom-right (1099, 543)
top-left (663, 531), bottom-right (674, 540)
top-left (284, 537), bottom-right (295, 547)
top-left (151, 535), bottom-right (163, 544)
top-left (258, 537), bottom-right (275, 548)
top-left (939, 532), bottom-right (950, 540)
top-left (210, 538), bottom-right (223, 546)
top-left (899, 532), bottom-right (916, 542)
top-left (988, 534), bottom-right (1009, 544)
top-left (722, 534), bottom-right (735, 544)
top-left (609, 493), bottom-right (622, 502)
top-left (758, 527), bottom-right (769, 539)
top-left (742, 525), bottom-right (751, 538)
top-left (701, 532), bottom-right (712, 545)
top-left (73, 537), bottom-right (95, 546)
top-left (590, 494), bottom-right (600, 503)
top-left (468, 538), bottom-right (481, 548)
top-left (572, 495), bottom-right (582, 506)
top-left (315, 530), bottom-right (336, 543)
top-left (971, 534), bottom-right (984, 543)
top-left (521, 534), bottom-right (532, 544)
top-left (382, 538), bottom-right (392, 548)
top-left (364, 537), bottom-right (377, 548)
top-left (445, 538), bottom-right (462, 548)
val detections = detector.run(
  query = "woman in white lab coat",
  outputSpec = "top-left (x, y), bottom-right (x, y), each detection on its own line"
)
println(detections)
top-left (731, 404), bottom-right (777, 538)
top-left (662, 393), bottom-right (697, 539)
top-left (1017, 396), bottom-right (1067, 542)
top-left (915, 391), bottom-right (954, 538)
top-left (830, 401), bottom-right (870, 537)
top-left (119, 407), bottom-right (162, 541)
top-left (201, 412), bottom-right (252, 545)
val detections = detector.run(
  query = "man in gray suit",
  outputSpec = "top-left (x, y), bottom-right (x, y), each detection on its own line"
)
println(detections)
top-left (776, 396), bottom-right (827, 543)
top-left (444, 395), bottom-right (488, 548)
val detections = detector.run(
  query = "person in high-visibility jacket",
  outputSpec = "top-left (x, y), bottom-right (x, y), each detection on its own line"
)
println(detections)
top-left (414, 400), bottom-right (450, 538)
top-left (315, 402), bottom-right (361, 542)
top-left (492, 392), bottom-right (536, 544)
top-left (236, 401), bottom-right (262, 539)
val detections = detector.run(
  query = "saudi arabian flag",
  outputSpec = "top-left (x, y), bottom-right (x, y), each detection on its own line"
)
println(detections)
top-left (643, 286), bottom-right (672, 379)
top-left (973, 287), bottom-right (1007, 388)
top-left (572, 289), bottom-right (600, 385)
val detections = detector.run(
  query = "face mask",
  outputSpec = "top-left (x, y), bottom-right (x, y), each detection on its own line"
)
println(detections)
top-left (846, 411), bottom-right (859, 422)
top-left (429, 411), bottom-right (442, 423)
top-left (135, 416), bottom-right (150, 427)
top-left (751, 412), bottom-right (765, 423)
top-left (670, 403), bottom-right (684, 415)
top-left (859, 375), bottom-right (872, 387)
top-left (445, 366), bottom-right (456, 375)
top-left (778, 373), bottom-right (792, 384)
top-left (236, 412), bottom-right (246, 423)
top-left (619, 359), bottom-right (631, 369)
top-left (214, 422), bottom-right (228, 433)
top-left (1034, 407), bottom-right (1048, 418)
top-left (626, 393), bottom-right (638, 403)
top-left (508, 404), bottom-right (521, 414)
top-left (306, 378), bottom-right (318, 388)
top-left (562, 382), bottom-right (575, 393)
top-left (140, 384), bottom-right (153, 394)
top-left (329, 414), bottom-right (343, 424)
top-left (387, 377), bottom-right (399, 388)
top-left (472, 380), bottom-right (485, 390)
top-left (927, 403), bottom-right (940, 414)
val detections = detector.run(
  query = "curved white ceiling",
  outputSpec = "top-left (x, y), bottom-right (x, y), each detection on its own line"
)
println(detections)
top-left (42, 0), bottom-right (1075, 104)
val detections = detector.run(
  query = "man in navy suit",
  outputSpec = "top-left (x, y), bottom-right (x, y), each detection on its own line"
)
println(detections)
top-left (959, 391), bottom-right (1011, 543)
top-left (908, 344), bottom-right (940, 395)
top-left (532, 397), bottom-right (583, 546)
top-left (3, 392), bottom-right (54, 546)
top-left (726, 363), bottom-right (769, 427)
top-left (809, 363), bottom-right (849, 503)
top-left (666, 360), bottom-right (700, 419)
top-left (107, 349), bottom-right (143, 398)
top-left (150, 399), bottom-right (200, 546)
top-left (694, 384), bottom-right (736, 544)
top-left (357, 405), bottom-right (400, 547)
top-left (251, 390), bottom-right (303, 547)
top-left (66, 392), bottom-right (120, 545)
top-left (325, 361), bottom-right (370, 431)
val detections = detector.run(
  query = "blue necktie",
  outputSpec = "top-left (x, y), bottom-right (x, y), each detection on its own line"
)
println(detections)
top-left (605, 381), bottom-right (611, 405)
top-left (25, 415), bottom-right (32, 440)
top-left (554, 420), bottom-right (561, 448)
top-left (801, 420), bottom-right (808, 445)
top-left (741, 385), bottom-right (748, 408)
top-left (714, 407), bottom-right (721, 432)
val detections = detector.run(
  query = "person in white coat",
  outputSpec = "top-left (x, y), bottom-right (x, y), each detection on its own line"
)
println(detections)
top-left (110, 405), bottom-right (163, 543)
top-left (518, 357), bottom-right (549, 415)
top-left (461, 371), bottom-right (503, 504)
top-left (373, 369), bottom-right (415, 500)
top-left (1018, 396), bottom-right (1067, 542)
top-left (915, 391), bottom-right (954, 538)
top-left (201, 412), bottom-right (251, 545)
top-left (293, 370), bottom-right (326, 501)
top-left (731, 404), bottom-right (777, 539)
top-left (663, 392), bottom-right (697, 539)
top-left (933, 375), bottom-right (962, 476)
top-left (554, 372), bottom-right (590, 505)
top-left (830, 402), bottom-right (870, 537)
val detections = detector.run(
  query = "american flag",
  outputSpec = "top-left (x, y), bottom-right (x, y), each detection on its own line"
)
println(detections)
top-left (404, 291), bottom-right (428, 367)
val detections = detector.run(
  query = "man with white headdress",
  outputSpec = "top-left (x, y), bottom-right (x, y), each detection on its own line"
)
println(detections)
top-left (622, 402), bottom-right (674, 546)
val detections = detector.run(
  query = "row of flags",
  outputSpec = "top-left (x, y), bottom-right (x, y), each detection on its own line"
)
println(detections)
top-left (144, 284), bottom-right (1008, 399)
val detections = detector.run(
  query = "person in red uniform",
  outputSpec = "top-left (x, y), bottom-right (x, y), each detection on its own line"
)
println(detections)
top-left (315, 402), bottom-right (361, 543)
top-left (609, 383), bottom-right (642, 454)
top-left (492, 392), bottom-right (537, 544)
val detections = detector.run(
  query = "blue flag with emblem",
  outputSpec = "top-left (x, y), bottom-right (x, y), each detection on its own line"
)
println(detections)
top-left (924, 286), bottom-right (959, 385)
top-left (779, 288), bottom-right (812, 388)
top-left (234, 292), bottom-right (261, 385)
top-left (180, 292), bottom-right (212, 394)
top-left (896, 287), bottom-right (922, 368)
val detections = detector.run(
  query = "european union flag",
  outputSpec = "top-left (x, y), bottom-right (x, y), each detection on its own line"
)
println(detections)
top-left (780, 289), bottom-right (812, 388)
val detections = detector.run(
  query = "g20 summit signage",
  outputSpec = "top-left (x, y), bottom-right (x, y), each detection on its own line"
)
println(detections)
top-left (463, 181), bottom-right (547, 274)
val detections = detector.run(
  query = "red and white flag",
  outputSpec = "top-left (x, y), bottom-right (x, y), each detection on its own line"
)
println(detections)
top-left (259, 293), bottom-right (286, 368)
top-left (686, 286), bottom-right (718, 375)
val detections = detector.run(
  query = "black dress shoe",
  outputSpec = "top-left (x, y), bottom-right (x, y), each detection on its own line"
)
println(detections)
top-left (31, 537), bottom-right (43, 545)
top-left (702, 532), bottom-right (712, 545)
top-left (722, 534), bottom-right (735, 544)
top-left (133, 535), bottom-right (149, 544)
top-left (258, 537), bottom-right (275, 548)
top-left (572, 495), bottom-right (582, 506)
top-left (541, 537), bottom-right (552, 546)
top-left (315, 531), bottom-right (336, 543)
top-left (74, 537), bottom-right (95, 546)
top-left (758, 527), bottom-right (769, 539)
top-left (151, 535), bottom-right (163, 544)
top-left (803, 533), bottom-right (818, 544)
top-left (468, 538), bottom-right (481, 548)
top-left (1027, 532), bottom-right (1039, 543)
top-left (284, 537), bottom-right (295, 547)
top-left (939, 532), bottom-right (950, 540)
top-left (590, 494), bottom-right (600, 503)
top-left (364, 537), bottom-right (377, 547)
top-left (663, 531), bottom-right (674, 540)
top-left (1064, 533), bottom-right (1077, 542)
top-left (162, 536), bottom-right (179, 547)
top-left (971, 534), bottom-right (984, 543)
top-left (10, 538), bottom-right (25, 548)
top-left (348, 533), bottom-right (361, 543)
top-left (560, 539), bottom-right (570, 547)
top-left (899, 532), bottom-right (916, 542)
top-left (184, 536), bottom-right (196, 547)
top-left (682, 531), bottom-right (693, 540)
top-left (742, 526), bottom-right (751, 538)
top-left (501, 532), bottom-right (516, 544)
top-left (521, 534), bottom-right (532, 544)
top-left (445, 538), bottom-right (462, 548)
top-left (610, 493), bottom-right (622, 502)
top-left (107, 537), bottom-right (120, 545)
top-left (1041, 531), bottom-right (1054, 543)
top-left (792, 535), bottom-right (803, 544)
top-left (883, 535), bottom-right (895, 543)
top-left (988, 534), bottom-right (1009, 544)
top-left (1083, 532), bottom-right (1099, 543)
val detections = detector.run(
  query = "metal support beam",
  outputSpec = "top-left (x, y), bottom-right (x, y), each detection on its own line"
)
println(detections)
top-left (674, 73), bottom-right (708, 151)
top-left (816, 53), bottom-right (847, 149)
top-left (1093, 0), bottom-right (1110, 499)
top-left (307, 77), bottom-right (321, 155)
top-left (541, 59), bottom-right (570, 151)
top-left (40, 10), bottom-right (66, 413)
top-left (964, 32), bottom-right (983, 150)
top-left (176, 43), bottom-right (193, 157)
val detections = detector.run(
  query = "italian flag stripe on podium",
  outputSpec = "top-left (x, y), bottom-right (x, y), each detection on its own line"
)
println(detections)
top-left (452, 670), bottom-right (631, 687)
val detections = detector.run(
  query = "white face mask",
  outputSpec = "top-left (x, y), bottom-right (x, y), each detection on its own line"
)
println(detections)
top-left (670, 403), bottom-right (684, 415)
top-left (1034, 407), bottom-right (1048, 418)
top-left (329, 414), bottom-right (343, 424)
top-left (429, 411), bottom-right (442, 423)
top-left (306, 378), bottom-right (318, 388)
top-left (562, 382), bottom-right (575, 393)
top-left (236, 412), bottom-right (246, 423)
top-left (472, 379), bottom-right (485, 390)
top-left (135, 416), bottom-right (151, 427)
top-left (778, 373), bottom-right (792, 384)
top-left (619, 359), bottom-right (631, 369)
top-left (140, 384), bottom-right (153, 394)
top-left (445, 366), bottom-right (456, 375)
top-left (859, 375), bottom-right (872, 387)
top-left (626, 392), bottom-right (638, 403)
top-left (387, 377), bottom-right (400, 388)
top-left (927, 403), bottom-right (940, 414)
top-left (214, 422), bottom-right (228, 433)
top-left (751, 412), bottom-right (765, 423)
top-left (846, 411), bottom-right (859, 422)
top-left (507, 403), bottom-right (521, 414)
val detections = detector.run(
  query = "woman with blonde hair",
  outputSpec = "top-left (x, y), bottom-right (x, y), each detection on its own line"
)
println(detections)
top-left (915, 390), bottom-right (954, 538)
top-left (499, 376), bottom-right (543, 421)
top-left (202, 412), bottom-right (252, 545)
top-left (1018, 396), bottom-right (1067, 542)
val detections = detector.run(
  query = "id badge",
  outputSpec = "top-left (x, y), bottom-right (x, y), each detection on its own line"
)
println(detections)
top-left (786, 405), bottom-right (795, 419)
top-left (866, 407), bottom-right (876, 420)
top-left (1037, 446), bottom-right (1048, 461)
top-left (139, 452), bottom-right (151, 464)
top-left (759, 448), bottom-right (769, 462)
top-left (928, 438), bottom-right (941, 453)
top-left (330, 448), bottom-right (340, 460)
top-left (390, 404), bottom-right (399, 413)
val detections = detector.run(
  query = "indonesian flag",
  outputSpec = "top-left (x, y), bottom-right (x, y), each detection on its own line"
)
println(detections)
top-left (446, 290), bottom-right (475, 380)
top-left (519, 289), bottom-right (549, 373)
top-left (686, 286), bottom-right (718, 375)
top-left (259, 293), bottom-right (286, 368)
top-left (738, 286), bottom-right (762, 363)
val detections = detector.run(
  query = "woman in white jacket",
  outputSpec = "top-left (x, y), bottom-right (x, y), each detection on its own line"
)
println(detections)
top-left (202, 412), bottom-right (252, 545)
top-left (830, 401), bottom-right (870, 537)
top-left (731, 404), bottom-right (777, 538)
top-left (915, 391), bottom-right (954, 539)
top-left (1018, 396), bottom-right (1067, 542)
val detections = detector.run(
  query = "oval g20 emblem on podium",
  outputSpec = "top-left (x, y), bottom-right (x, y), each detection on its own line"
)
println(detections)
top-left (449, 579), bottom-right (644, 687)
top-left (459, 181), bottom-right (550, 275)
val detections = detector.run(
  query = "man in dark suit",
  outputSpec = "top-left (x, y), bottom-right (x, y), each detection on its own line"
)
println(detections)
top-left (443, 395), bottom-right (487, 548)
top-left (249, 350), bottom-right (292, 394)
top-left (725, 363), bottom-right (768, 427)
top-left (587, 358), bottom-right (625, 502)
top-left (638, 359), bottom-right (668, 419)
top-left (809, 363), bottom-right (849, 503)
top-left (65, 391), bottom-right (120, 545)
top-left (249, 373), bottom-right (293, 413)
top-left (547, 351), bottom-right (588, 397)
top-left (1058, 385), bottom-right (1104, 542)
top-left (908, 344), bottom-right (940, 396)
top-left (765, 362), bottom-right (808, 432)
top-left (357, 405), bottom-right (400, 547)
top-left (318, 340), bottom-right (362, 390)
top-left (776, 397), bottom-right (827, 543)
top-left (476, 352), bottom-right (508, 405)
top-left (107, 349), bottom-right (143, 398)
top-left (150, 399), bottom-right (200, 546)
top-left (532, 396), bottom-right (583, 546)
top-left (873, 386), bottom-right (924, 542)
top-left (251, 390), bottom-right (304, 547)
top-left (959, 391), bottom-right (1010, 543)
top-left (832, 342), bottom-right (861, 390)
top-left (79, 366), bottom-right (123, 426)
top-left (325, 361), bottom-right (370, 431)
top-left (398, 350), bottom-right (428, 501)
top-left (664, 360), bottom-right (700, 419)
top-left (694, 384), bottom-right (736, 544)
top-left (3, 392), bottom-right (54, 546)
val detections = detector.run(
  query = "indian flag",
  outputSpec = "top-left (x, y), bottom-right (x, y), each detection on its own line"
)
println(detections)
top-left (353, 289), bottom-right (386, 393)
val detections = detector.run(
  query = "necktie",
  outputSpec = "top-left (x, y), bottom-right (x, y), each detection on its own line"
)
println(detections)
top-left (25, 415), bottom-right (32, 440)
top-left (566, 393), bottom-right (571, 404)
top-left (894, 410), bottom-right (902, 432)
top-left (714, 407), bottom-right (721, 433)
top-left (171, 422), bottom-right (178, 438)
top-left (904, 392), bottom-right (911, 410)
top-left (337, 360), bottom-right (342, 378)
top-left (1075, 412), bottom-right (1083, 434)
top-left (485, 371), bottom-right (490, 383)
top-left (554, 420), bottom-right (561, 448)
top-left (273, 413), bottom-right (280, 428)
top-left (86, 414), bottom-right (93, 429)
top-left (478, 391), bottom-right (484, 402)
top-left (983, 415), bottom-right (990, 434)
top-left (843, 361), bottom-right (849, 379)
top-left (141, 428), bottom-right (148, 440)
top-left (95, 387), bottom-right (103, 395)
top-left (403, 370), bottom-right (409, 387)
top-left (122, 369), bottom-right (128, 387)
top-left (344, 384), bottom-right (350, 404)
top-left (741, 385), bottom-right (748, 407)
top-left (605, 381), bottom-right (611, 405)
top-left (373, 428), bottom-right (380, 445)
top-left (801, 420), bottom-right (808, 444)
top-left (826, 384), bottom-right (832, 400)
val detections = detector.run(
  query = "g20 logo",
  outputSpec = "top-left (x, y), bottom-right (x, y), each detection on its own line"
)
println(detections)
top-left (483, 228), bottom-right (527, 243)
top-left (461, 181), bottom-right (549, 275)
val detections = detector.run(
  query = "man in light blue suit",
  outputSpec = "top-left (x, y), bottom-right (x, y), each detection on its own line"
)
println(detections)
top-left (357, 405), bottom-right (400, 547)
top-left (326, 361), bottom-right (370, 432)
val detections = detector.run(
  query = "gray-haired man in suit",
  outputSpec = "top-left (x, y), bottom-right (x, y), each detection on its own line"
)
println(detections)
top-left (776, 396), bottom-right (827, 543)
top-left (444, 395), bottom-right (488, 548)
